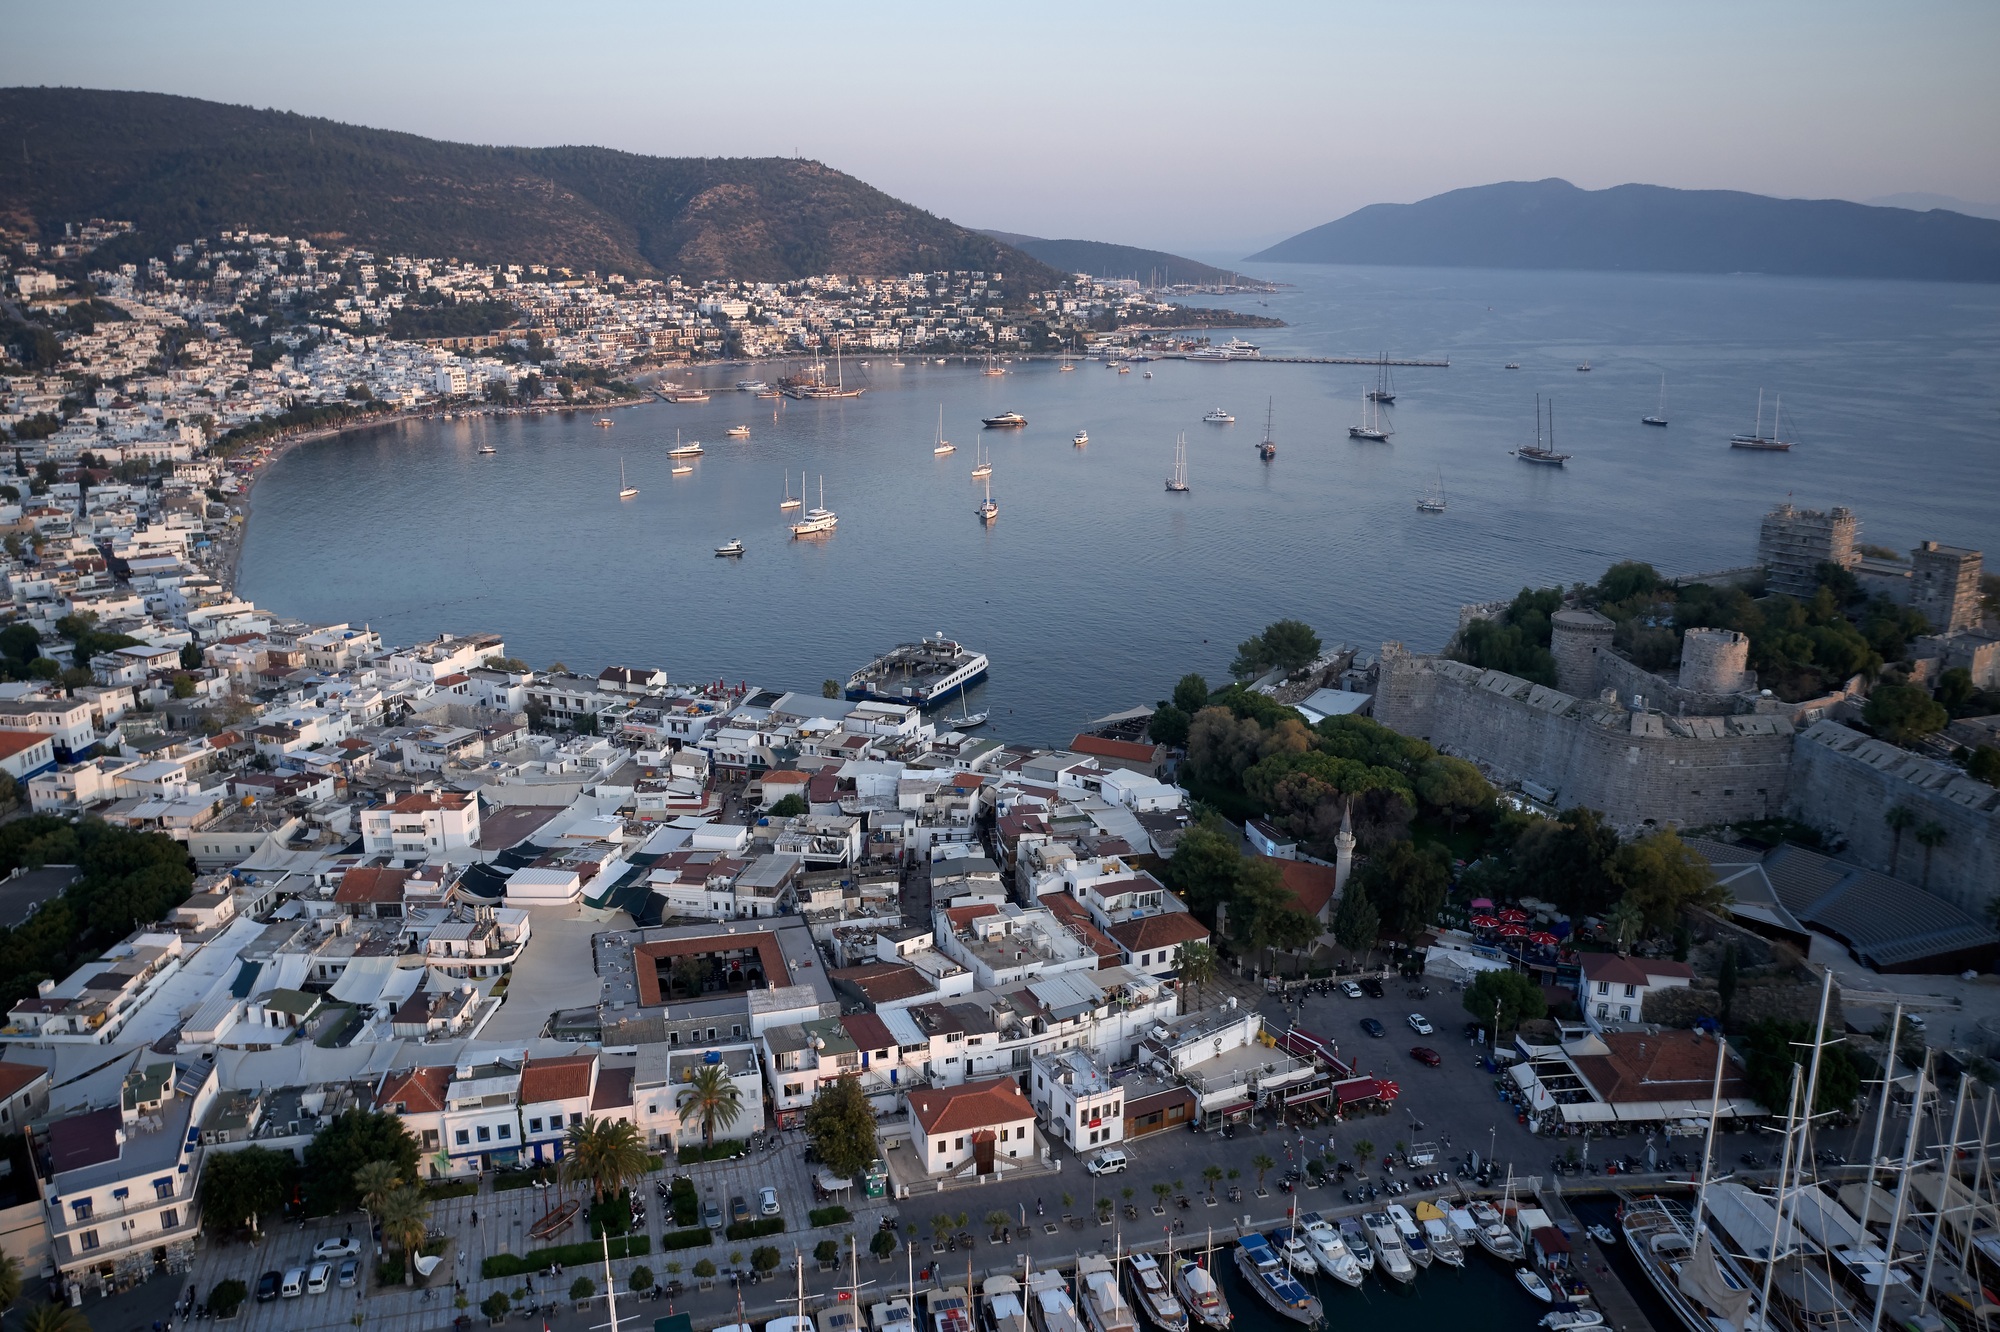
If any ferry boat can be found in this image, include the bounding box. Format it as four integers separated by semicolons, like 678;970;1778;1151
1620;1195;1765;1332
1026;1269;1086;1332
1172;1257;1232;1331
1349;387;1392;441
1362;1211;1417;1284
844;632;988;706
1337;1217;1376;1273
1232;1234;1322;1325
1467;1200;1524;1262
727;425;751;438
1513;396;1572;466
1416;1201;1464;1267
1123;1253;1186;1332
1076;1256;1137;1332
1201;407;1233;424
982;411;1027;429
1218;337;1261;358
1073;430;1089;446
790;476;837;538
715;539;744;557
1298;1212;1365;1288
1387;1203;1432;1267
736;380;768;392
980;1278;1027;1332
1729;389;1794;450
477;444;497;455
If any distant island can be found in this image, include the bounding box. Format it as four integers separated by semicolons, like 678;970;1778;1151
978;230;1271;289
1248;178;2000;283
0;87;1064;290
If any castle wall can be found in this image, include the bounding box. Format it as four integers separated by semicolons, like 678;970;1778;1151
1594;650;1751;720
1375;643;1793;830
1786;721;2000;914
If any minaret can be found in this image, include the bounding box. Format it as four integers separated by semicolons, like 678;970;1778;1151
1333;799;1356;902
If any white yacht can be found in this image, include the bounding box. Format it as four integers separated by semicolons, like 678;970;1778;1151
1073;430;1088;446
1362;1212;1417;1284
1201;407;1233;424
1417;1202;1464;1267
1387;1203;1433;1267
1270;1227;1319;1277
790;476;836;537
714;539;744;558
736;379;768;392
726;424;751;438
1299;1212;1366;1288
668;431;704;457
1337;1218;1374;1273
476;443;496;455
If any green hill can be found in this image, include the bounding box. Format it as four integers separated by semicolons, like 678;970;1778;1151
0;88;1063;290
1247;178;2000;282
979;230;1256;287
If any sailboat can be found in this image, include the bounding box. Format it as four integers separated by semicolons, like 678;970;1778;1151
1165;433;1190;492
1367;354;1396;403
933;406;955;456
970;440;992;480
1258;399;1276;459
1059;344;1076;372
780;470;803;510
1729;389;1794;450
1513;396;1572;465
950;678;987;730
769;1249;817;1332
976;474;998;524
1643;374;1669;427
1418;470;1447;512
1174;1230;1233;1331
982;353;1006;376
618;458;639;499
1349;386;1392;441
790;475;837;537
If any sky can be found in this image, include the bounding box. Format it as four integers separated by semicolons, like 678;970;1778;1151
5;0;1997;255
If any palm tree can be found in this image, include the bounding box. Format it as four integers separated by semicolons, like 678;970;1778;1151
1176;941;1217;1016
354;1159;403;1251
1915;822;1948;888
377;1184;431;1287
678;1064;745;1150
561;1115;650;1211
1251;1153;1276;1191
0;1252;21;1311
1885;804;1917;876
1202;1165;1223;1199
22;1305;86;1332
1606;900;1645;955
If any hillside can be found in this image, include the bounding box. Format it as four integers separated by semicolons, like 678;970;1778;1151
1247;178;2000;282
0;88;1063;289
979;230;1257;287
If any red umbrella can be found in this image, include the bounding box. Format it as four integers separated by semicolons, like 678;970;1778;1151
1498;923;1529;939
1528;931;1560;947
1498;908;1530;924
1470;915;1501;930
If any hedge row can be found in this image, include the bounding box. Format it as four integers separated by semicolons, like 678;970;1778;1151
659;1227;714;1251
808;1205;852;1227
725;1217;785;1242
677;1139;747;1164
480;1234;650;1279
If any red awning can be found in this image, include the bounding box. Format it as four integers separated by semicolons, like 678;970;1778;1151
1284;1088;1331;1106
1212;1101;1255;1118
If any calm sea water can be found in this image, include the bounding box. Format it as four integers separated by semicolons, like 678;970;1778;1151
237;264;2000;744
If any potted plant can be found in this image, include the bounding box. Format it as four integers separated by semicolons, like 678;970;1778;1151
693;1258;717;1290
570;1275;596;1310
481;1292;510;1326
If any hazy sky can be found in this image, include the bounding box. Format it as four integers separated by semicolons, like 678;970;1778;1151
6;0;1996;254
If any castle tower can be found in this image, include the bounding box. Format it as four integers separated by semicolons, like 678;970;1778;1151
1679;627;1755;695
1333;800;1355;901
1910;541;1983;634
1758;502;1859;598
1550;608;1615;698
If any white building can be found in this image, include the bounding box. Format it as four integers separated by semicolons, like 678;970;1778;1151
1030;1049;1125;1152
360;789;481;855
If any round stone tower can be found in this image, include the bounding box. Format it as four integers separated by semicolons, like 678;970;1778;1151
1549;608;1615;698
1679;626;1753;695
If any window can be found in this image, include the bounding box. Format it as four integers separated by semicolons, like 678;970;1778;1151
455;1129;470;1145
79;1230;99;1251
707;1028;717;1041
1597;981;1609;994
954;1137;965;1150
570;1112;584;1127
783;1083;804;1098
529;1117;543;1133
1620;1006;1632;1021
1140;953;1151;966
154;1178;175;1200
161;1208;179;1229
1623;984;1636;998
936;1139;947;1154
732;1025;743;1038
476;1125;491;1143
71;1200;92;1221
497;1124;511;1140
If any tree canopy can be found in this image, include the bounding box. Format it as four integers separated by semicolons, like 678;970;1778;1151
1354;840;1450;940
1738;1020;1861;1116
803;1075;878;1178
1231;620;1322;678
199;1145;298;1232
301;1110;420;1216
1464;968;1547;1035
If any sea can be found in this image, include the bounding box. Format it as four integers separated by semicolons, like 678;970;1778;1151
236;263;2000;744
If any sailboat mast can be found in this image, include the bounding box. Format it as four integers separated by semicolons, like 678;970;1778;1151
1870;1051;1933;1332
1690;1030;1729;1234
1917;1073;1972;1311
1755;1065;1802;1320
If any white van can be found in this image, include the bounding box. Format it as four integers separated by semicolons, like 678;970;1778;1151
280;1267;306;1299
1086;1147;1129;1176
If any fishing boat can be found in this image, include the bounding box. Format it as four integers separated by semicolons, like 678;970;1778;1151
1027;1269;1086;1332
780;470;803;510
1173;1253;1232;1331
668;431;704;458
715;539;744;557
1124;1253;1186;1332
727;424;751;438
1517;1269;1557;1302
1349;387;1392;441
1541;1305;1606;1331
1361;1211;1417;1284
618;458;639;499
1387;1204;1432;1267
1270;1226;1320;1277
982;411;1027;429
736;380;768;392
1468;1199;1525;1262
1201;407;1233;424
1337;1218;1375;1273
1368;354;1396;403
790;476;837;537
981;1277;1027;1332
1075;1255;1137;1332
933;407;955;455
1643;374;1669;427
1416;1201;1464;1267
1165;434;1189;493
476;443;496;455
1232;1234;1322;1326
1729;389;1794;450
1073;430;1089;446
976;475;997;524
1298;1213;1365;1289
1417;470;1447;512
1513;396;1573;465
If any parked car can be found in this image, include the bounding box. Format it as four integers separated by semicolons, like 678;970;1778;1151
1085;1148;1130;1176
703;1198;722;1229
1360;1018;1386;1038
730;1195;751;1223
313;1237;361;1260
758;1186;780;1217
281;1268;306;1299
1359;978;1385;999
1340;980;1363;999
256;1271;282;1303
1409;1046;1442;1067
1407;1014;1434;1036
306;1262;332;1296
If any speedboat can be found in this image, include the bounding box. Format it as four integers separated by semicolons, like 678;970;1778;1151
1123;1254;1186;1332
1517;1269;1556;1303
1233;1235;1322;1326
1171;1259;1231;1331
726;425;751;438
1585;1224;1617;1247
1270;1227;1319;1277
1201;408;1233;423
1337;1217;1375;1273
982;412;1027;429
714;539;744;558
1541;1305;1605;1330
1073;430;1088;446
1300;1213;1366;1288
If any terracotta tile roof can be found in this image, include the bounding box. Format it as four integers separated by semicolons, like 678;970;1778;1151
0;1060;48;1101
1579;954;1692;986
591;1065;635;1113
1105;912;1210;954
334;867;410;905
634;931;792;1006
1266;858;1338;918
1039;893;1124;966
520;1054;597;1105
434;673;469;688
0;731;51;760
841;1012;896;1053
1069;735;1163;764
944;903;999;928
1569;1030;1751;1105
379;1066;451;1115
386;790;472;813
908;1076;1035;1135
828;961;933;1004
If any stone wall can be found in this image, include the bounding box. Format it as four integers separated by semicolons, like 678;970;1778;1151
1375;643;1795;829
1786;720;2000;914
1594;650;1753;721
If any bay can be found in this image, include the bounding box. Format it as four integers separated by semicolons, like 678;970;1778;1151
237;263;2000;744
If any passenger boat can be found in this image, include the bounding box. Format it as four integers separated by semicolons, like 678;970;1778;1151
790;476;837;537
1123;1253;1186;1332
844;632;987;705
1172;1255;1232;1331
1026;1269;1086;1332
1232;1234;1322;1326
1201;407;1233;423
1362;1211;1417;1284
1387;1203;1432;1267
1298;1212;1365;1288
714;539;744;558
1417;1202;1464;1267
982;411;1027;429
1075;1255;1137;1332
1467;1200;1525;1261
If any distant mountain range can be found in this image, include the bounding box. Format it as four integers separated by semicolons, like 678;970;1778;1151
978;230;1253;286
0;88;1063;288
1248;178;2000;282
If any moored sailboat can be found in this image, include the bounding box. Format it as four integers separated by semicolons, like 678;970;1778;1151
1173;1231;1232;1331
1232;1234;1322;1325
1124;1252;1186;1332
